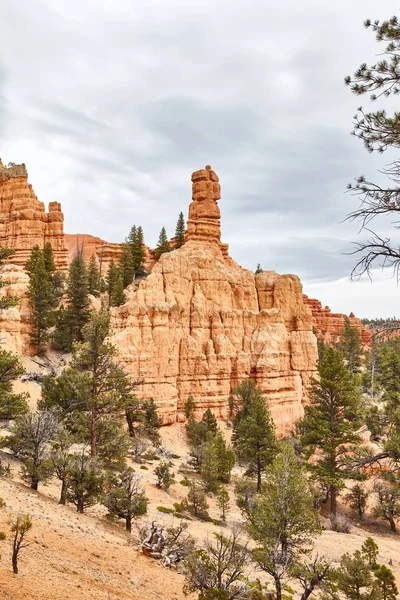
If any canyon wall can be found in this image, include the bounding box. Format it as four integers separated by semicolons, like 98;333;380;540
110;166;318;434
303;295;371;346
0;159;68;269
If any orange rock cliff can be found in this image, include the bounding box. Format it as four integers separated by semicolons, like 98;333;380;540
109;166;319;434
303;295;371;346
0;159;68;269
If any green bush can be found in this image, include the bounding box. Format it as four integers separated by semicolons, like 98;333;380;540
157;506;174;514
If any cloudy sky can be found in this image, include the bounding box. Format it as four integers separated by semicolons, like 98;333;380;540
0;0;398;317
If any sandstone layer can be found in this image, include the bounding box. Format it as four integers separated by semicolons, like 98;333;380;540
110;167;318;434
0;159;69;269
303;295;371;346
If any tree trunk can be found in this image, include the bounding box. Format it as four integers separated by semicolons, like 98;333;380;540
389;517;396;533
12;551;18;574
272;573;282;600
126;517;132;533
256;454;262;492
77;498;84;514
329;484;337;524
31;477;39;491
59;480;68;505
91;410;97;457
126;411;134;437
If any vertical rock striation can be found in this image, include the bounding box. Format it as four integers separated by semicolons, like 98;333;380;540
110;166;318;434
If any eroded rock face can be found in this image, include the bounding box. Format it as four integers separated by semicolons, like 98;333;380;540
0;264;31;354
110;166;318;434
303;295;371;346
0;159;68;269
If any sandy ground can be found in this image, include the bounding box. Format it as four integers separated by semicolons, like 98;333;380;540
1;368;400;598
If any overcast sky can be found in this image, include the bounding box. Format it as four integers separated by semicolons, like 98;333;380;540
0;0;398;317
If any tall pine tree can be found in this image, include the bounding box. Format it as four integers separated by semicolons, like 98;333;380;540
174;212;186;249
26;246;55;352
87;254;101;297
298;346;362;525
154;227;171;259
132;226;145;275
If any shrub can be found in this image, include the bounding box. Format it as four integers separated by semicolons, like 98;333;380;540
330;514;351;533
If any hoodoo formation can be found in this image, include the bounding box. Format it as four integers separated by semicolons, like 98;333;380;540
109;166;318;434
0;159;68;269
0;159;371;432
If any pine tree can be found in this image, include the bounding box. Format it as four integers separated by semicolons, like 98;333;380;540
374;564;398;600
0;247;18;309
154;461;174;490
338;317;362;372
184;395;195;419
10;514;32;575
298;346;363;524
51;427;74;505
66;451;104;513
345;484;368;521
373;475;400;532
361;537;379;568
336;551;374;600
104;467;148;531
183;479;209;519
216;486;230;521
245;443;321;600
43;242;56;276
132;225;145;275
59;252;90;347
126;225;137;246
7;409;58;490
42;311;133;467
142;399;162;445
344;16;400;278
106;259;118;303
154;227;171;259
119;244;134;288
201;409;218;436
26;246;54;351
174;212;186;248
87;254;101;297
233;381;277;491
110;270;125;307
201;432;235;492
0;349;28;419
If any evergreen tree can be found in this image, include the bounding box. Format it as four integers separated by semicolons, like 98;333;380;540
201;408;218;436
174;212;185;249
345;484;368;521
361;537;379;569
110;270;125;307
106;259;118;303
7;409;58;490
142;399;162;445
201;432;235;492
298;346;362;524
132;225;145;275
0;247;18;309
104;467;148;531
66;451;104;513
119;244;134;288
154;227;171;259
344;16;400;278
184;395;195;419
183;479;209;519
87;254;101;297
373;475;400;532
338;317;362;372
233;380;277;491
10;514;32;575
26;246;54;351
336;551;374;600
55;252;90;349
42;311;134;467
43;242;56;276
374;564;398;600
126;225;137;246
154;461;174;490
244;444;321;600
0;349;28;419
216;486;230;522
51;427;74;505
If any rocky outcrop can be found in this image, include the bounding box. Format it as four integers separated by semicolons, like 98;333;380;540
110;166;318;434
0;159;68;269
0;264;31;354
303;295;371;346
65;233;154;275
